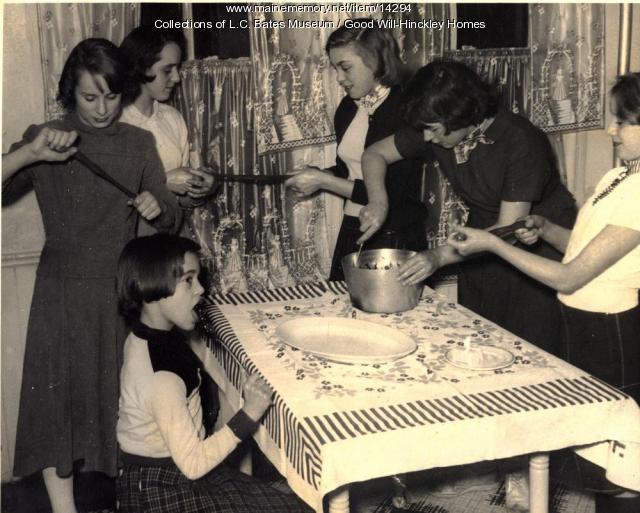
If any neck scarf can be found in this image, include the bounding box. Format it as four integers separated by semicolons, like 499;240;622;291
453;117;495;165
355;84;391;116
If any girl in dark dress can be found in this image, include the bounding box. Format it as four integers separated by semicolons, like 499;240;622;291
359;61;577;355
285;21;427;281
2;39;181;513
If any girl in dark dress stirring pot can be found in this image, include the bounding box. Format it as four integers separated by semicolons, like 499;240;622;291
359;61;577;355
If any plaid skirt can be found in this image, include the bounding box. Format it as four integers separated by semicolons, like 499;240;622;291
116;461;312;513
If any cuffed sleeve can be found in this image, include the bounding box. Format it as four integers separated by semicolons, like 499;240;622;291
227;409;260;440
350;178;369;204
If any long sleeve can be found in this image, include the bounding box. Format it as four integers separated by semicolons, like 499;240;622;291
2;124;41;200
139;133;182;233
179;115;190;168
148;371;255;480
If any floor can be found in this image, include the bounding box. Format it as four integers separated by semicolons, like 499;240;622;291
1;471;115;513
2;456;594;513
1;446;595;513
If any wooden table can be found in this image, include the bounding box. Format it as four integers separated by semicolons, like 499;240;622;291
198;281;640;513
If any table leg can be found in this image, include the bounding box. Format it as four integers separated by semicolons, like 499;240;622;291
327;486;349;513
529;452;549;513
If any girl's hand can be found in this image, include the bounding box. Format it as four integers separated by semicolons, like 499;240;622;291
186;168;216;199
447;225;499;255
397;250;440;286
241;373;273;422
515;215;547;245
166;168;197;195
28;127;78;162
357;200;389;245
130;191;162;220
284;167;326;197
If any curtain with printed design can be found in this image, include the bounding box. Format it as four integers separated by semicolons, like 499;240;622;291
174;58;328;294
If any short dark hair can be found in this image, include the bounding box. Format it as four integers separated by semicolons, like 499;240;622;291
120;26;186;103
326;20;404;87
117;234;201;320
57;38;127;112
611;72;640;125
401;60;500;133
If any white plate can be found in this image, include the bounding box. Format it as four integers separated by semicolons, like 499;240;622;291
275;317;417;364
445;346;515;371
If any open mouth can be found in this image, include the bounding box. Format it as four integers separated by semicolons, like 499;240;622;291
192;301;204;323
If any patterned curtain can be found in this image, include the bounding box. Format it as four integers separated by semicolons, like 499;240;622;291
529;3;606;133
36;3;140;120
250;10;349;155
385;3;451;72
173;58;329;294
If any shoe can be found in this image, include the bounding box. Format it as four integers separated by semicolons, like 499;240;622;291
505;471;529;512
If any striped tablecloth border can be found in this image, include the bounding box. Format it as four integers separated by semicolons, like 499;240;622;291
206;281;348;306
303;376;627;445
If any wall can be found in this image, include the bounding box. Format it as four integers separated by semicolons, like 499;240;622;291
1;3;45;481
562;4;640;204
2;3;45;250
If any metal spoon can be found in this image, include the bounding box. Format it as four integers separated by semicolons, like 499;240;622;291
355;243;364;267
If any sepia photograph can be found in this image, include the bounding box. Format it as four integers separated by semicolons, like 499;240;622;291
1;2;639;513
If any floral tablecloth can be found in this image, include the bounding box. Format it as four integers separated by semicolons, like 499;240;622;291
199;282;640;512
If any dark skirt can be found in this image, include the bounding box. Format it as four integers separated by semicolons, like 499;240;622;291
329;215;427;281
456;242;564;355
559;302;640;403
13;274;124;478
117;461;312;513
551;302;640;509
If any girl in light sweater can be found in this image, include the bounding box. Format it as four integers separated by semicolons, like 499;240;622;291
116;234;311;513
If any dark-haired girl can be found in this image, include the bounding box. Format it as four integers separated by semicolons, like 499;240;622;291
120;27;215;235
359;60;577;354
285;21;427;281
2;38;180;513
116;234;312;513
447;72;640;513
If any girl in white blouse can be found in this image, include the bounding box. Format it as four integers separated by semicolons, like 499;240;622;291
448;72;640;513
120;27;215;230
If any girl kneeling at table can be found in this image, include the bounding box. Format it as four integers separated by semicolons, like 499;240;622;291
116;234;312;513
448;72;640;513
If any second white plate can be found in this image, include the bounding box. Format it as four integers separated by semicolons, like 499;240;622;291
445;346;515;371
275;316;417;364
